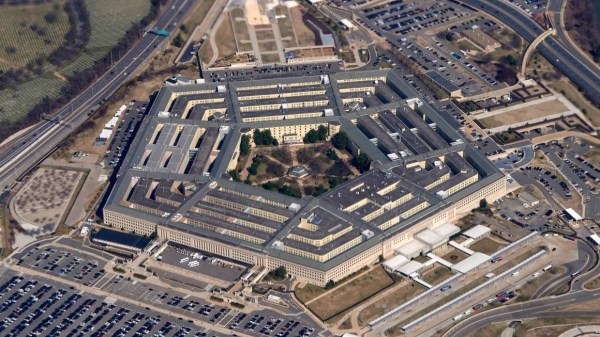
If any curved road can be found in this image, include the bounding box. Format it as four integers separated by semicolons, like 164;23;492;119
445;290;600;337
461;0;600;104
0;0;197;189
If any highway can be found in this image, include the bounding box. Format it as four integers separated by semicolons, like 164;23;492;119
0;0;197;190
444;289;600;337
461;0;600;104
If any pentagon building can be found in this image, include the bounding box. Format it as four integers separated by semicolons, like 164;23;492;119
103;69;506;286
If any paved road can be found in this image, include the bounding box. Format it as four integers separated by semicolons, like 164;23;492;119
0;0;197;190
445;290;600;337
462;0;600;104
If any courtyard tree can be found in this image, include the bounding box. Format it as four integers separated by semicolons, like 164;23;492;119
331;132;348;150
240;135;251;156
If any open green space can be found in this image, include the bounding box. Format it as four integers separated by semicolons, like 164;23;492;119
307;266;393;321
59;0;151;76
0;0;71;68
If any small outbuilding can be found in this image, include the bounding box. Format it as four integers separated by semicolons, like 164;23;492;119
288;165;309;178
519;192;539;207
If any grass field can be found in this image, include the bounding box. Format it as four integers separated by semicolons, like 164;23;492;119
60;0;151;76
441;249;469;264
357;282;426;327
478;99;571;129
295;283;327;304
215;14;237;57
258;41;279;52
261;53;281;63
255;30;275;41
469;237;507;255
307;266;393;321
0;77;64;123
230;7;250;43
550;79;600;127
289;8;316;47
0;0;70;68
275;6;297;49
420;265;454;286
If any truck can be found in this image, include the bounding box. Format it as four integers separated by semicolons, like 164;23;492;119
154;29;169;36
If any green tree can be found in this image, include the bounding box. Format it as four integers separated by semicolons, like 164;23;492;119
313;184;328;196
329;177;340;188
326;149;339;161
317;125;328;141
324;280;336;290
272;138;279;146
172;34;183;48
353;153;372;173
274;266;287;279
303;130;319;143
445;32;454;42
379;255;384;263
253;129;264;145
479;199;488;209
229;170;241;182
240;135;251;156
332;132;348;150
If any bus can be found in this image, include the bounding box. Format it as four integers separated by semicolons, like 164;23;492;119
542;265;552;272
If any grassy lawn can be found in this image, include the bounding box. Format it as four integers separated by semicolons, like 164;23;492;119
413;255;429;263
230;7;250;43
492;246;545;275
274;6;297;48
584;274;600;290
60;0;151;76
199;41;213;64
255;30;275;41
420;266;454;286
341;52;356;63
215;14;237;57
357;282;426;327
0;0;70;68
258;41;278;52
440;249;469;264
295;283;327;304
308;266;393;321
261;53;281;63
469;237;507;255
516;266;566;301
549;80;600;127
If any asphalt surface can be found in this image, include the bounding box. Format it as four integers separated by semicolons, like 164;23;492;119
461;0;600;103
0;0;197;191
445;289;600;337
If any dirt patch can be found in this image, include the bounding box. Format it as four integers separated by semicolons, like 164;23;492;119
469;237;507;255
515;317;600;336
478;99;571;129
289;8;316;47
357;281;426;327
307;266;393;321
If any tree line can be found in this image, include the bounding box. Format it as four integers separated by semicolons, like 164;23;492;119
0;0;169;143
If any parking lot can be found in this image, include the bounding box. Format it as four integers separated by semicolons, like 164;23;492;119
156;246;247;284
104;101;148;168
12;245;325;337
494;195;560;233
0;270;235;337
342;0;503;95
15;246;110;288
508;0;548;15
